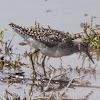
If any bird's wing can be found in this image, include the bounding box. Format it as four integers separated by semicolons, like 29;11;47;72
9;23;72;47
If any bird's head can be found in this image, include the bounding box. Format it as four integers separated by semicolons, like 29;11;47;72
73;38;94;63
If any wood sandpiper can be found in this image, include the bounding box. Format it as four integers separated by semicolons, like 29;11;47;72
9;22;94;63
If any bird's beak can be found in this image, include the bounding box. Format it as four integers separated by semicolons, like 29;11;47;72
86;51;94;64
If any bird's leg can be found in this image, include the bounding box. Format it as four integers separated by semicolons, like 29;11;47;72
28;52;36;78
41;55;46;76
31;49;40;65
28;49;40;78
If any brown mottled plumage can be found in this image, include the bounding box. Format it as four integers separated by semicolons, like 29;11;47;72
9;22;71;47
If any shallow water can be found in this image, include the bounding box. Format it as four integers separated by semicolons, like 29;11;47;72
0;0;100;99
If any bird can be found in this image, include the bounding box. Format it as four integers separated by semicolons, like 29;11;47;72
9;22;94;63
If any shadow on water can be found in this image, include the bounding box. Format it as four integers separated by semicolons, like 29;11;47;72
0;19;100;100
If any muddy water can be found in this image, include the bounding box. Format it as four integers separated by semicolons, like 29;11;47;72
0;0;100;99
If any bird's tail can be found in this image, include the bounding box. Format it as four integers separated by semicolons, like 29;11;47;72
9;23;30;42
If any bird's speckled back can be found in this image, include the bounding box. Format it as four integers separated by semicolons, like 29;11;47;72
9;23;72;47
